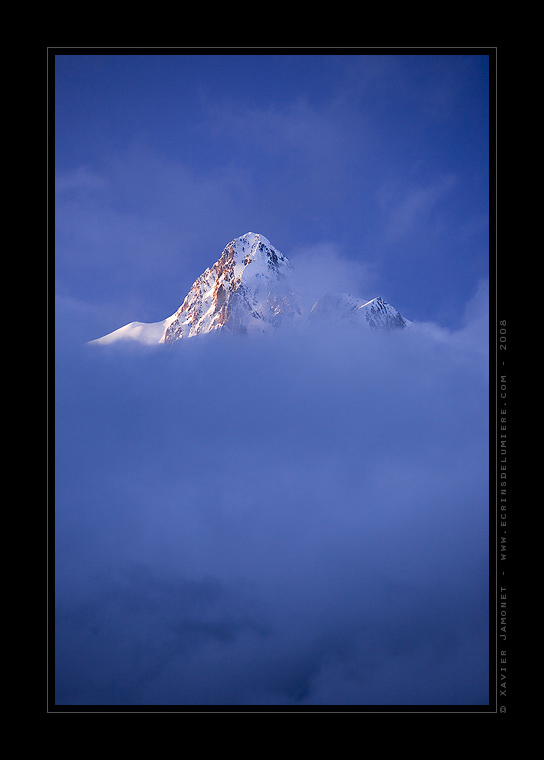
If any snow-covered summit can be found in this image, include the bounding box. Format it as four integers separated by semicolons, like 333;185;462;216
162;233;300;342
309;292;408;330
90;233;409;345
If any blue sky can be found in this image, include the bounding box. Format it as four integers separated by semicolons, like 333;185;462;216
54;52;491;709
55;53;489;342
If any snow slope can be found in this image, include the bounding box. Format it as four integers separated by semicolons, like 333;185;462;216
88;320;170;346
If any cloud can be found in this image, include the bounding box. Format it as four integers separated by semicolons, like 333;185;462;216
378;174;458;244
208;97;348;160
55;145;261;329
55;166;109;193
412;278;489;362
288;241;376;309
456;278;489;352
55;297;489;708
203;95;373;227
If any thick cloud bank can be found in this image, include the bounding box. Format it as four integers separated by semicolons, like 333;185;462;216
55;297;489;706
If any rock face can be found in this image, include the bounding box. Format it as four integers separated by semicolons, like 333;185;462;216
90;232;409;346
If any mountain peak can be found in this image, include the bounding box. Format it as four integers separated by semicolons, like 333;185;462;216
162;233;297;342
90;234;409;345
239;231;270;245
309;292;407;331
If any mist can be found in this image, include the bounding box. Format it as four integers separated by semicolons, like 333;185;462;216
54;281;489;707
